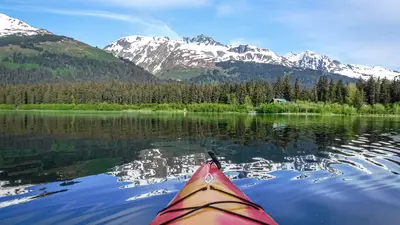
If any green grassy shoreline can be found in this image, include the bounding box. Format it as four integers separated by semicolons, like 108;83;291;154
1;102;399;116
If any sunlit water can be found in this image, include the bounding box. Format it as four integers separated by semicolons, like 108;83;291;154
0;112;399;225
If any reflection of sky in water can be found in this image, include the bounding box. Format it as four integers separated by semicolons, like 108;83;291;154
0;114;400;225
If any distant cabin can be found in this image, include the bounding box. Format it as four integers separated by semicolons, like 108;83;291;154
271;98;287;103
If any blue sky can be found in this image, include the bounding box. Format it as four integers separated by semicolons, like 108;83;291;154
1;0;399;69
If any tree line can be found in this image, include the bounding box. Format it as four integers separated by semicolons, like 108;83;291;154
0;34;66;50
0;75;399;107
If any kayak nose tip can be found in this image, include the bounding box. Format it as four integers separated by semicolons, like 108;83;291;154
207;150;221;169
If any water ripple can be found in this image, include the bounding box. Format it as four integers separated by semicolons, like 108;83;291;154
103;131;400;202
1;114;400;225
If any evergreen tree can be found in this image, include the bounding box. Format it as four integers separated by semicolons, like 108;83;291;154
227;93;237;105
391;78;400;103
356;77;365;91
274;77;284;98
336;80;346;104
283;75;291;101
244;95;253;106
353;89;365;109
316;76;329;102
294;78;300;102
300;88;312;101
346;83;358;105
380;78;391;104
328;79;336;102
375;78;381;105
365;76;376;104
252;83;265;105
237;83;247;104
264;82;273;103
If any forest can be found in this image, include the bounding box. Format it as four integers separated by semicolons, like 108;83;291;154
1;75;399;115
0;52;157;83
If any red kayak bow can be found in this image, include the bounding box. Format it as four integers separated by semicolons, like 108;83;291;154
150;152;278;225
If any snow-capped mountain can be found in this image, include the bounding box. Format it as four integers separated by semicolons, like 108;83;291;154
105;35;400;80
0;13;50;37
285;51;341;71
285;51;400;80
1;11;396;81
108;148;334;189
104;34;291;74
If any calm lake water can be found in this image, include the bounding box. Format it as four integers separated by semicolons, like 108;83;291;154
0;111;399;225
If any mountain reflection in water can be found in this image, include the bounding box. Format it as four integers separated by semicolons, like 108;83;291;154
109;149;335;186
0;112;399;225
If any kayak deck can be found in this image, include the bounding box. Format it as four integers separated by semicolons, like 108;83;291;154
150;160;278;225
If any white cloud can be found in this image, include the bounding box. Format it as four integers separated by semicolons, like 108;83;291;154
40;9;135;22
272;0;400;69
45;8;180;39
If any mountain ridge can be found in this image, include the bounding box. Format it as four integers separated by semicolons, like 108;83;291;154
1;12;397;85
105;34;400;80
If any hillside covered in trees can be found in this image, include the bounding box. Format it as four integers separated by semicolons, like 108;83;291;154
0;34;157;84
189;61;358;87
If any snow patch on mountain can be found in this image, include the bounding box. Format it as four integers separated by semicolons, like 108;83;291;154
285;50;340;71
1;12;397;80
105;34;291;74
0;13;50;37
105;34;400;80
284;51;400;80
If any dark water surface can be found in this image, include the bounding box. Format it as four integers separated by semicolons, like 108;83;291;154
0;112;399;225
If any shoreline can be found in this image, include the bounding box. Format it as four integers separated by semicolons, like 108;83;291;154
0;103;399;117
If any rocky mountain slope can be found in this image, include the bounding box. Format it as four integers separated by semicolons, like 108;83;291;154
285;51;400;80
105;34;400;80
0;13;157;84
104;34;291;75
0;13;50;37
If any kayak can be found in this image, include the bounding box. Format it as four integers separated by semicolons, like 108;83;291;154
150;152;278;225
